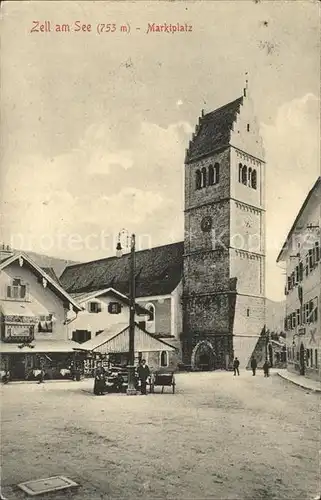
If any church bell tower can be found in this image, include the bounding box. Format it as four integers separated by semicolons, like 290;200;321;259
182;82;266;370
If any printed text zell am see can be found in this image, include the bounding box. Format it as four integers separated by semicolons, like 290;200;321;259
30;21;194;35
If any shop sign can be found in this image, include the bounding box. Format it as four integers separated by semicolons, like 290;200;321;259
5;324;32;337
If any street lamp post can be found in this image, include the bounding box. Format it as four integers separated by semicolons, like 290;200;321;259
116;230;137;395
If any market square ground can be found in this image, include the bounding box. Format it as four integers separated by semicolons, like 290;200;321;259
1;371;319;500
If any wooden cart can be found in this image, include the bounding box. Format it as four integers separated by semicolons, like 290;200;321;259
149;372;176;394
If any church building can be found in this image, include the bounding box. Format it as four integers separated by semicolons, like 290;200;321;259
60;83;266;371
182;83;266;370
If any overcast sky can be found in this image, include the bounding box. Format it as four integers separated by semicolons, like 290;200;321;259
1;0;320;301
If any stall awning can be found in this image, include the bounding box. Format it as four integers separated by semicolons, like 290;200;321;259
0;340;81;354
75;322;176;355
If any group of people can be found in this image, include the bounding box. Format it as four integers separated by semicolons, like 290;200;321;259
93;359;151;396
233;357;270;377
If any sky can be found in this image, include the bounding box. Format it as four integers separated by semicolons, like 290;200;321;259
1;0;320;301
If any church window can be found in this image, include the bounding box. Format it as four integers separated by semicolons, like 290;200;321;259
248;167;252;187
214;163;220;184
251;169;257;189
241;165;247;185
201;167;207;188
146;303;156;334
195;170;201;190
246;308;250;317
160;351;169;367
208;165;214;186
247;123;250;132
238;163;243;183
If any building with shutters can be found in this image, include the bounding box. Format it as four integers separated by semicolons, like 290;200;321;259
0;246;83;380
277;177;321;382
60;242;183;370
69;288;152;344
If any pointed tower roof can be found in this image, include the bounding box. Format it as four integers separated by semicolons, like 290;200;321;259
185;96;244;163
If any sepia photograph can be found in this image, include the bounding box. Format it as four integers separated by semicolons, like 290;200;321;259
0;1;320;499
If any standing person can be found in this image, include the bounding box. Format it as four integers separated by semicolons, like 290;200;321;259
233;357;240;376
137;359;150;395
38;367;45;384
93;362;106;395
250;357;257;376
38;360;45;384
263;359;270;377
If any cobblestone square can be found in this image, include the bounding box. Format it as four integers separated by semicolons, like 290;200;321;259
1;371;319;499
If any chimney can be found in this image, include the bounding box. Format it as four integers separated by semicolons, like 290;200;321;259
0;243;14;261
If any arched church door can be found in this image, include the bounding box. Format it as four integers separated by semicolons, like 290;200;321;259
191;341;216;371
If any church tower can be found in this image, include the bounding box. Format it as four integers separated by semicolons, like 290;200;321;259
182;83;266;370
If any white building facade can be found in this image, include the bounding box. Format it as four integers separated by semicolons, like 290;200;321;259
277;177;321;382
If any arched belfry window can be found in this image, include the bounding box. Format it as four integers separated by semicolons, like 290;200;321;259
248;167;252;187
238;163;243;183
208;165;214;186
251;169;257;189
195;170;201;190
201;167;207;188
241;165;248;185
214;163;220;184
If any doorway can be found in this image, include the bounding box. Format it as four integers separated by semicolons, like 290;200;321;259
299;343;305;376
9;355;26;380
192;341;216;371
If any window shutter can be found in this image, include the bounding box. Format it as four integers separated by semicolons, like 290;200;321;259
315;242;320;262
287;276;292;290
309;249;313;270
7;286;11;298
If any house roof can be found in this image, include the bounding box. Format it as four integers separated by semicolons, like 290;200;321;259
0;252;82;312
74;322;176;354
186;97;244;163
60;241;184;297
70;287;150;316
41;267;62;285
277;177;321;262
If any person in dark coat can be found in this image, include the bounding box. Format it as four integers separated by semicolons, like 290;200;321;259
233;357;240;376
38;366;45;384
250;357;257;376
263;360;270;377
93;362;106;395
137;359;150;395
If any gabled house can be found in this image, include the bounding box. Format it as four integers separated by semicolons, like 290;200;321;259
277;177;321;382
60;241;184;341
0;246;83;380
69;287;152;343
